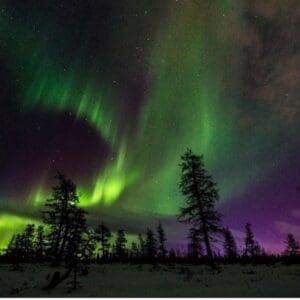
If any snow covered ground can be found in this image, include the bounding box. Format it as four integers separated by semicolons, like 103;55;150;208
0;263;299;297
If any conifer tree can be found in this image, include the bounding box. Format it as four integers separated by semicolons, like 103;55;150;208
157;222;167;260
130;242;139;259
35;225;46;261
178;149;222;264
65;205;88;288
6;224;36;261
138;233;145;259
223;227;238;260
95;222;111;260
66;206;88;262
6;234;17;261
115;229;127;260
14;234;23;258
284;233;299;257
243;223;261;258
145;228;157;260
111;244;117;258
187;227;202;260
22;224;35;261
43;173;80;264
80;228;97;263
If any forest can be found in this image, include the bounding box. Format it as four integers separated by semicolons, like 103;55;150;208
0;149;299;295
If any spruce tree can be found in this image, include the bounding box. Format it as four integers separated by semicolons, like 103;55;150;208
130;242;139;259
22;224;35;261
14;234;23;259
95;222;111;260
157;222;167;260
187;227;202;260
35;225;46;261
243;223;261;258
178;149;222;264
284;233;299;257
145;228;157;260
115;229;127;260
6;234;17;262
223;227;237;260
65;205;88;288
43;173;80;264
80;228;97;263
138;233;145;259
6;225;36;262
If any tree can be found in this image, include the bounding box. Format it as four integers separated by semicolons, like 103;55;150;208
157;222;167;260
80;228;97;263
95;222;111;260
22;224;35;260
14;234;24;260
284;233;299;257
64;206;88;289
138;233;145;259
187;227;202;260
65;206;88;263
223;227;237;260
6;224;36;262
43;173;80;264
145;228;157;260
35;225;46;261
177;149;222;264
6;234;18;262
115;229;127;260
243;223;261;258
130;242;139;259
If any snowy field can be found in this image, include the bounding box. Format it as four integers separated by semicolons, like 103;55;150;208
0;263;299;297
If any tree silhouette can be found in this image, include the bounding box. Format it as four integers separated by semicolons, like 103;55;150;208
6;224;36;262
187;227;202;260
223;227;237;260
6;234;18;263
138;233;145;259
130;242;139;259
80;228;97;263
95;222;111;260
157;222;167;260
145;228;157;261
66;206;88;261
65;205;88;289
115;229;127;260
22;224;35;260
177;149;222;264
284;233;299;257
43;173;80;265
243;223;261;258
35;225;46;261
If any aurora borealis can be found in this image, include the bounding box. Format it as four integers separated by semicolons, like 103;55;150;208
0;0;299;252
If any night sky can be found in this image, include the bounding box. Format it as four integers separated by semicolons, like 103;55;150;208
0;0;300;253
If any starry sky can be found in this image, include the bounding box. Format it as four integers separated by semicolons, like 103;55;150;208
0;0;300;253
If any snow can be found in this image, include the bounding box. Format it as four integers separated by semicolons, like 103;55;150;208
0;263;299;297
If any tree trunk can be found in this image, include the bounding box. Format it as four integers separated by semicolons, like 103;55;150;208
202;221;213;264
190;157;214;266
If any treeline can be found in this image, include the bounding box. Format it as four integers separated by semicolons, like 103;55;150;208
1;150;300;268
4;219;299;266
3;174;169;266
4;219;169;264
178;149;300;265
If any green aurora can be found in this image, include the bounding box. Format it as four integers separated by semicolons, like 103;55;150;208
0;0;298;250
